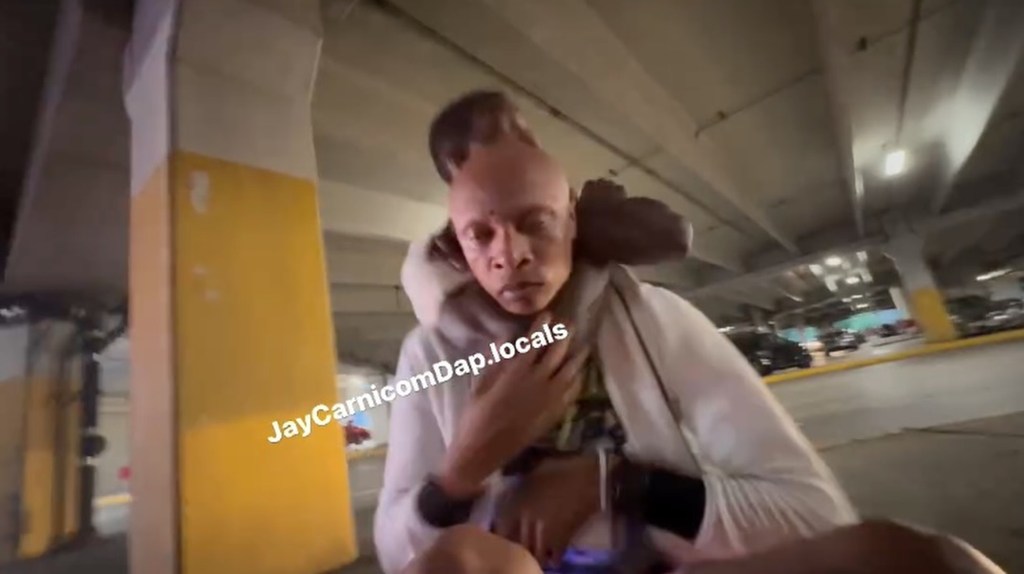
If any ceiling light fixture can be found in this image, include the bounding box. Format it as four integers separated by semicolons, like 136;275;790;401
976;268;1010;282
846;276;861;285
884;149;907;177
825;256;842;267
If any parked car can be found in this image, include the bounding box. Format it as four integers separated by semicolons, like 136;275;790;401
970;299;1024;336
877;323;899;338
820;330;863;355
344;421;371;446
949;296;1024;337
727;330;813;376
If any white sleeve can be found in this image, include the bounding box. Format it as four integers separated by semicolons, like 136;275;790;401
641;285;859;557
372;331;496;574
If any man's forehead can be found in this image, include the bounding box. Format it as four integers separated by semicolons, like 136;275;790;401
447;139;570;212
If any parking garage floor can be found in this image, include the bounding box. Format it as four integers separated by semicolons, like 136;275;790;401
9;339;1024;574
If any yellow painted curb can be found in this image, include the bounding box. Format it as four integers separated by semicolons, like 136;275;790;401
94;493;132;508
764;328;1024;385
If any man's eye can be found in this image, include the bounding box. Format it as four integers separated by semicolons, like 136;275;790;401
465;228;492;245
521;215;554;234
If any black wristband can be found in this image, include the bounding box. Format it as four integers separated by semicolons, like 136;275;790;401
612;458;706;540
611;457;650;519
416;476;479;528
644;467;706;540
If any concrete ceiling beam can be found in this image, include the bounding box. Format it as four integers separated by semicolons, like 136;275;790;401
312;53;747;271
387;0;798;254
330;284;413;314
721;285;777;311
930;1;1024;213
937;219;993;267
5;2;129;294
319;178;448;243
811;0;865;237
683;186;1024;299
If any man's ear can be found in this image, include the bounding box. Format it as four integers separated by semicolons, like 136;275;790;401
429;220;469;272
567;187;579;243
444;158;461;182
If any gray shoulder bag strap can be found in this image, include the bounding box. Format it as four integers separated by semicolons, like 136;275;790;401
607;279;706;574
610;282;684;424
609;279;705;473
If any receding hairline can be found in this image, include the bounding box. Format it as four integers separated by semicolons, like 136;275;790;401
446;139;572;225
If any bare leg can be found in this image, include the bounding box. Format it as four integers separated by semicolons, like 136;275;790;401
688;520;1005;574
401;524;543;574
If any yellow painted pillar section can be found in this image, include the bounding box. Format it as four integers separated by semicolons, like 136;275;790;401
885;232;958;344
131;152;358;574
128;2;357;570
16;325;82;559
175;152;356;572
907;288;958;343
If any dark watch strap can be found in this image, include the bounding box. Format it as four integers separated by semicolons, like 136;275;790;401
416;476;479;528
611;457;707;540
611;457;650;518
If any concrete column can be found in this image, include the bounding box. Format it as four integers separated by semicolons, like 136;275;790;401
889;286;909;317
749;306;767;329
884;234;957;342
987;275;1024;301
125;2;356;573
1;0;127;564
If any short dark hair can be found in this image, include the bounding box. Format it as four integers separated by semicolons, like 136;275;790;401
428;90;537;183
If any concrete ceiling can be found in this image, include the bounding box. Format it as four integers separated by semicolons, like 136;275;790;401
315;0;1024;370
0;2;59;271
2;0;1024;374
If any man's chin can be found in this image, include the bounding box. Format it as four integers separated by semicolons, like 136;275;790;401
497;293;553;316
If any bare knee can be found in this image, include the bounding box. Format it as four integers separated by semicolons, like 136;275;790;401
403;525;541;574
843;520;1003;573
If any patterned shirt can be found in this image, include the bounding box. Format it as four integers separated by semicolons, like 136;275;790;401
502;354;627;473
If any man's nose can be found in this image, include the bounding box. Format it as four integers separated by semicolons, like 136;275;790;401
491;228;532;270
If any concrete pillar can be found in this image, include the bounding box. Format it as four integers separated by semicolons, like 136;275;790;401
1;0;127;564
124;1;356;573
884;234;957;342
889;286;909;317
987;275;1024;301
749;306;767;329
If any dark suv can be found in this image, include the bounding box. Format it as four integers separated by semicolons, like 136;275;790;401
819;329;864;355
727;331;813;376
949;296;1024;337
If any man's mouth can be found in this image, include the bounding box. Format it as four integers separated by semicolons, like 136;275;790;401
500;281;545;299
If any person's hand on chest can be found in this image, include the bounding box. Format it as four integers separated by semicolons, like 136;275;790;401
494;453;605;569
435;311;591;500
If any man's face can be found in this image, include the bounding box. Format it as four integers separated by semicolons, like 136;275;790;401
448;140;575;316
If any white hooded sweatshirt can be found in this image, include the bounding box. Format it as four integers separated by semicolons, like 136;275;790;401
373;238;858;574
